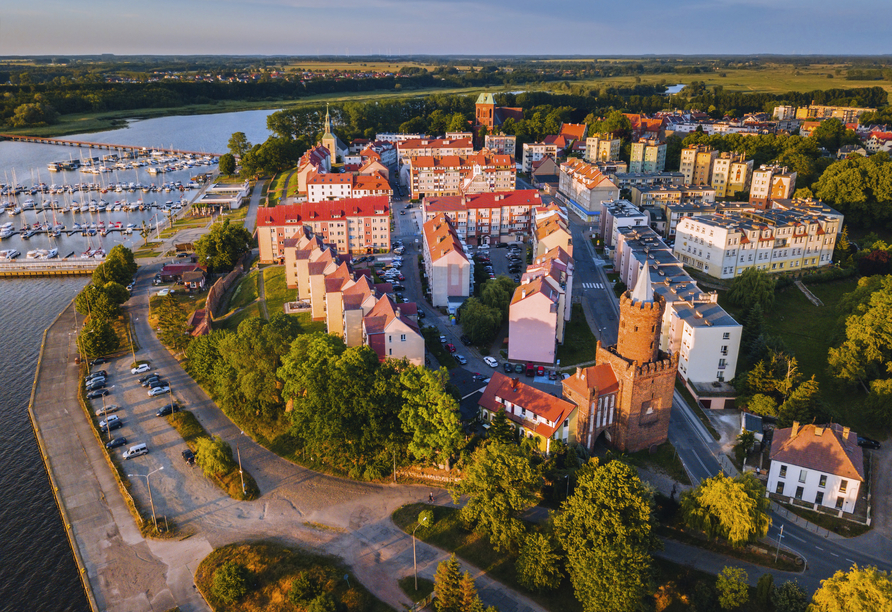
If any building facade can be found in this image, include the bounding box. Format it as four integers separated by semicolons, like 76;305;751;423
422;214;472;307
409;154;515;198
421;190;539;245
585;134;621;163
629;138;667;173
557;158;620;222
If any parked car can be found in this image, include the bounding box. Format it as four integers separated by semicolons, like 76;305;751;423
525;363;535;377
105;437;128;449
417;310;426;319
439;335;447;343
537;365;545;376
445;343;456;353
123;443;148;459
85;376;107;387
141;376;163;387
182;449;196;466
148;385;171;397
548;370;558;380
99;415;120;429
454;354;468;365
87;389;110;399
156;403;180;417
858;436;881;450
85;371;107;381
514;363;524;374
503;362;513;373
89;357;108;366
100;419;122;432
483;356;498;368
94;404;120;416
460;335;472;346
139;373;158;384
86;380;107;391
131;363;151;374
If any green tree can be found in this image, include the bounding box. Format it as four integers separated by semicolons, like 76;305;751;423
771;580;808;612
186;331;226;384
75;284;119;321
400;367;464;463
810;565;892;612
727;268;775;312
102;281;130;307
716;566;748;610
195;435;236;477
680;472;770;547
516;532;562;593
195;218;253;273
480;276;517;318
554;459;659;612
587;110;633;140
306;594;337;612
218;153;236;176
460;298;502;345
78;318;120;359
453;442;540;552
747;394;778;417
756;573;774;608
156;293;192;352
447;112;468;133
227;131;252;158
735;431;755;465
458;572;486;612
9;102;59;126
488;410;516;444
212;561;249;604
434;555;463;612
777;376;822;427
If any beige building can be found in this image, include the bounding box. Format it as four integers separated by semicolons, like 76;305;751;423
422;190;540;246
396;137;474;164
750;165;797;206
307;172;393;203
584;134;621;163
629;138;667;173
363;296;424;366
484;133;517;157
422;214;472;307
255;196;391;262
532;205;573;258
710;152;753;199
673;208;840;279
557;158;620;222
409;154;515;199
680;144;719;185
794;104;875;124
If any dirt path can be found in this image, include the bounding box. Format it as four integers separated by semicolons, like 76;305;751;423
256;265;269;319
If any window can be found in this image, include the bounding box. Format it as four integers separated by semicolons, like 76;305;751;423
795;486;804;500
819;475;827;488
839;479;848;494
779;465;787;478
400;334;406;342
835;497;844;509
798;469;807;483
815;491;824;505
775;482;785;495
723;332;730;340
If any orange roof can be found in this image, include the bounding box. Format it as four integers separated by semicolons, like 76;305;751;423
562;364;618;399
771;423;864;482
308;173;352;185
560;158;617;190
559;123;587;141
510;277;560;306
256;196;390;228
423;214;468;263
424;190;541;213
398;138;474;151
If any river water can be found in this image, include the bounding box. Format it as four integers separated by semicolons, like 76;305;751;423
0;109;275;611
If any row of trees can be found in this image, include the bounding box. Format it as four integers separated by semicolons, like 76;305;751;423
458;276;517;346
74;245;138;358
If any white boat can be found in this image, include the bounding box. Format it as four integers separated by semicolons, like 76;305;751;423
48;248;59;259
27;249;48;259
1;249;21;260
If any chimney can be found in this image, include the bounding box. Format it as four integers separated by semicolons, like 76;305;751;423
521;289;526;299
814;426;824;436
791;421;800;438
576;366;584;380
843;426;850;440
512;378;519;391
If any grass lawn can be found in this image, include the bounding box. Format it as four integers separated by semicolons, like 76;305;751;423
218;302;263;331
226;270;260;312
619;442;692;486
263;266;292;316
195;541;393;612
556;303;598;366
292;311;327;334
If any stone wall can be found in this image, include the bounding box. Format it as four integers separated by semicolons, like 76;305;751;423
206;252;252;322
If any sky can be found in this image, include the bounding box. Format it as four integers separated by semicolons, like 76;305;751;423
1;0;891;56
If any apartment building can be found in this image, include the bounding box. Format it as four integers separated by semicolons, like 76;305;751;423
508;276;564;364
422;190;540;245
794;104;876;124
307;172;393;203
422;214;472;307
613;226;742;392
629;138;667;173
750;165;797;206
484;133;517;156
376;132;426;144
295;145;332;195
612;172;684;189
409;154;515;198
584;133;621;163
680;145;719;185
672;208;840;280
255;196;391;262
598;199;648;248
520;141;557;173
711;152;753;199
363;296;425;366
630;184;717;209
397;137;474;164
532;206;573;257
557;158;620;222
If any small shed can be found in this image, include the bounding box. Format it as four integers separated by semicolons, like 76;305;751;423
741;412;764;444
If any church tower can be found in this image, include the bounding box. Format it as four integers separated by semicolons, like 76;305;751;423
595;270;678;453
321;103;338;162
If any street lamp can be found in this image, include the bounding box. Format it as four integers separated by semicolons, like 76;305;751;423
413;512;432;591
128;466;164;530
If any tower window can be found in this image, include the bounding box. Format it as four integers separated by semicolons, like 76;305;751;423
634;326;639;332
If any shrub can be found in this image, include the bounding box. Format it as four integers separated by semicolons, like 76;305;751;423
212;561;249;603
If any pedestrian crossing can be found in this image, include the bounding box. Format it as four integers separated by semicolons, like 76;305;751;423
582;282;605;290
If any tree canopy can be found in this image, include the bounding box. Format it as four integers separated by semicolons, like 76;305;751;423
680;472;770;547
810;565;892;612
727;267;776;312
194;219;253;273
554;459;659;612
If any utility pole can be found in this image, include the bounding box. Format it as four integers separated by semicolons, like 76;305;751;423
775;524;784;563
237;443;246;496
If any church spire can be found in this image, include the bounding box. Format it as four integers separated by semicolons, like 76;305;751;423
324;103;332;136
630;266;654;303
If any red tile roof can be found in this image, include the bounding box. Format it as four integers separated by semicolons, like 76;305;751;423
256;196;390;228
562;364;618;398
770;423;864;482
479;372;576;438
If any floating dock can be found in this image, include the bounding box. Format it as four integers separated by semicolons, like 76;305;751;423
0;260;100;277
0;133;223;158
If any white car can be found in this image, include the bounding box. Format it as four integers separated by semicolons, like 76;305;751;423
483;356;499;368
131;363;151;374
148;385;170;397
94;404;120;416
454;354;468;365
99;415;120;428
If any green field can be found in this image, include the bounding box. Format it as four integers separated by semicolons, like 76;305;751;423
262;265;292;316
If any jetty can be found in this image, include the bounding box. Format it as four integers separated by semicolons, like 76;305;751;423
0;259;100;277
0;134;223;158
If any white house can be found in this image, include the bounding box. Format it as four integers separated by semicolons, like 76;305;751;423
768;422;865;515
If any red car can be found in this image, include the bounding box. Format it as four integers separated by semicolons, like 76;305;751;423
537;365;545;376
446;343;456;353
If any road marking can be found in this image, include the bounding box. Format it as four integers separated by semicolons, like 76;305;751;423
582;282;604;289
815;546;823;551
846;558;856;564
786;533;806;543
830;552;839;557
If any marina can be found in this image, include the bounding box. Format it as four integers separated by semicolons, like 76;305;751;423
0;133;224;159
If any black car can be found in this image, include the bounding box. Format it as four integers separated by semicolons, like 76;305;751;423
138;373;158;384
87;389;110;399
86;370;107;381
858;436;881;450
89;357;108;366
514;363;524;374
417;310;426;319
503;362;513;373
392;284;405;291
100;419;122;432
156;403;180;417
141;376;163;387
105;437;128;449
86;380;107;391
460;336;472;346
495;243;507;249
182;449;196;466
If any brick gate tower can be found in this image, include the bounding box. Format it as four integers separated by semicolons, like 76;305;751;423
595;270;678;452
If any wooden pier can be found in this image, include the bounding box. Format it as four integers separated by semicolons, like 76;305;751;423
0;259;100;277
0;134;223;158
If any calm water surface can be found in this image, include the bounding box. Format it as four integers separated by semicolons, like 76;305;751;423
0;108;275;611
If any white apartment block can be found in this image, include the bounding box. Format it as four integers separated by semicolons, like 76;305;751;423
557;158;619;222
673;209;840;280
750;165;796;205
522;142;559;173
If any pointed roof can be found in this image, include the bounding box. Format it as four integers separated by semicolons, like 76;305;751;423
631;267;654;303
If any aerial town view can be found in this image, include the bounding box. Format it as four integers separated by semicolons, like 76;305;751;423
2;5;892;612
